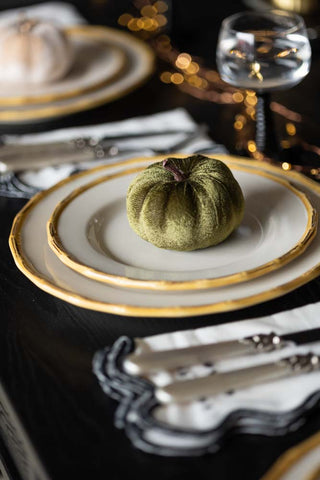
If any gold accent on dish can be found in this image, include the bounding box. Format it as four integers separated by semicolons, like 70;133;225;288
0;38;127;106
306;465;320;480
0;25;155;122
8;154;320;317
261;431;320;480
47;162;317;291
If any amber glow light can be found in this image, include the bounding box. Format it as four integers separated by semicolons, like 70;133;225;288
141;5;157;16
154;1;168;12
281;140;291;148
117;0;320;177
234;120;243;130
175;53;192;69
245;95;257;106
185;62;200;74
155;14;167;26
171;73;184;84
282;162;292;171
160;71;172;83
232;92;244;103
248;140;257;153
286;122;296;136
118;13;133;26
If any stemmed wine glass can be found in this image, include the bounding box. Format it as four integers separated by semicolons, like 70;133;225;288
216;10;311;160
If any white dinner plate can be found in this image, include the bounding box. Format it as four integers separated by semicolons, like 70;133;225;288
47;162;316;290
0;25;154;123
9;155;320;317
0;31;126;106
261;431;320;480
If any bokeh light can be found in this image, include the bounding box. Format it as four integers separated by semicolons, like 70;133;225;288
117;0;320;177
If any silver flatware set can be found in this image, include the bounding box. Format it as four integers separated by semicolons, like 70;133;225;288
123;327;320;404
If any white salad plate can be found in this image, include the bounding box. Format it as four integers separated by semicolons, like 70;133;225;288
9;155;320;318
47;161;316;290
0;31;126;106
0;25;154;123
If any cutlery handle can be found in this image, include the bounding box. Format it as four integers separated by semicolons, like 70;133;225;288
155;353;320;404
0;147;96;173
0;138;108;173
123;332;286;375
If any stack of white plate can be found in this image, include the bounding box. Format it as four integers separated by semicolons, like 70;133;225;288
9;154;320;318
0;25;154;124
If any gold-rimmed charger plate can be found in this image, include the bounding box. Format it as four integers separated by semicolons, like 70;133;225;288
46;162;316;291
8;155;320;317
0;29;127;106
261;431;320;480
0;25;154;123
8;155;320;318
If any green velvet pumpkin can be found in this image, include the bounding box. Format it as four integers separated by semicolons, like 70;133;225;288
126;155;245;251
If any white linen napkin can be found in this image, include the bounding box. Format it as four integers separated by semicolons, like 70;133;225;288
93;301;320;456
0;108;227;198
142;301;320;426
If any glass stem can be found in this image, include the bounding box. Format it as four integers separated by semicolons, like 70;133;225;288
255;93;280;159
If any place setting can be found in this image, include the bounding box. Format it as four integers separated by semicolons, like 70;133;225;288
8;149;320;317
3;1;320;478
0;3;154;123
93;300;320;456
9;139;320;456
7;7;320;317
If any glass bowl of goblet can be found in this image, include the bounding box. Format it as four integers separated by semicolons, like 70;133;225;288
216;9;311;159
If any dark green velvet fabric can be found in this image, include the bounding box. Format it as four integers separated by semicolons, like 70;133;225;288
126;155;245;251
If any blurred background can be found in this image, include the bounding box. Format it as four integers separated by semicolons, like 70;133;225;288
1;0;320;171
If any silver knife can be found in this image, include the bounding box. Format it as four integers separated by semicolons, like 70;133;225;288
155;352;320;404
0;138;116;173
123;327;320;376
0;127;207;173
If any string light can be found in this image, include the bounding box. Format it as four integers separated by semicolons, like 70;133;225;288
140;5;157;16
247;140;257;153
160;71;172;83
282;162;292;171
117;0;320;178
232;92;244;103
234;120;244;130
171;72;184;84
175;53;192;69
118;13;133;26
252;151;264;160
286;122;296;136
281;140;291;148
154;1;168;13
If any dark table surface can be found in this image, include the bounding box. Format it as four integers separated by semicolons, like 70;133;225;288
1;1;320;479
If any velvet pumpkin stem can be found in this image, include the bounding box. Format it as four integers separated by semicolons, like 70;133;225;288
163;159;187;182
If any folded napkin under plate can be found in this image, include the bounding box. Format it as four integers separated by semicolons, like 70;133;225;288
93;301;320;457
0;108;226;198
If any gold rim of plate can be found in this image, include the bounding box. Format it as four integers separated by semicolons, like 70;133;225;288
46;162;317;291
0;32;127;106
0;25;155;122
261;431;320;480
8;155;320;317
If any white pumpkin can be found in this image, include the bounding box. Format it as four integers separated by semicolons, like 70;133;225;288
0;18;74;84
